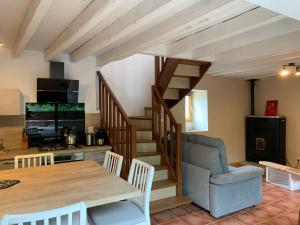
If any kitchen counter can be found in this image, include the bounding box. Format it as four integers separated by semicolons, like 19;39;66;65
0;145;112;161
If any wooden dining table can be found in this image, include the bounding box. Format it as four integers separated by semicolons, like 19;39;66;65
0;160;140;218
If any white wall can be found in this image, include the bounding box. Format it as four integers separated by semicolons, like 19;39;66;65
255;76;300;166
100;54;154;116
0;48;98;113
172;75;249;163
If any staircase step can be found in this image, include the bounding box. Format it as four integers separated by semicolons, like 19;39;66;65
174;64;199;77
136;130;152;140
168;77;190;89
137;152;161;166
136;141;156;152
150;196;192;214
144;107;152;117
165;99;179;108
151;179;177;201
130;116;152;130
164;88;179;100
153;165;168;182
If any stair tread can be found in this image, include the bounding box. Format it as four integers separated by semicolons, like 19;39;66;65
136;151;160;157
152;179;176;190
150;196;192;214
154;165;167;171
130;116;152;120
144;107;152;109
136;128;152;131
173;74;198;78
137;139;156;143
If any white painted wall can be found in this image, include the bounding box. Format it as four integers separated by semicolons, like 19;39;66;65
255;76;300;167
0;48;98;113
172;75;249;163
100;54;155;116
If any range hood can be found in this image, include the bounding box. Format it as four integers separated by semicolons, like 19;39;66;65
37;62;79;103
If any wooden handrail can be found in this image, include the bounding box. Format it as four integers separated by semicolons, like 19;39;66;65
152;85;182;195
97;71;136;178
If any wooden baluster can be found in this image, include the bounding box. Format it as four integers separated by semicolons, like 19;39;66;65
112;102;115;149
116;109;120;154
121;117;125;174
158;102;161;142
109;96;112;137
176;124;182;195
126;125;130;175
105;88;109;130
170;123;174;170
131;125;136;161
163;110;167;154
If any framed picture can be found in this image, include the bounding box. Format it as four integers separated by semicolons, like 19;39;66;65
265;100;278;116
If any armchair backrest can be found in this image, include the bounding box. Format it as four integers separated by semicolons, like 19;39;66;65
182;134;229;174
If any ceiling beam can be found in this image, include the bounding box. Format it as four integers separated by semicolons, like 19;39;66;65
210;49;300;74
167;7;283;57
192;18;300;60
209;56;300;77
70;0;200;62
212;30;300;65
96;0;255;66
12;0;54;57
245;0;300;21
45;0;144;61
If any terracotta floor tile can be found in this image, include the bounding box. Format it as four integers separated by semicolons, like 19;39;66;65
180;213;214;225
169;207;193;218
214;218;242;225
161;219;186;225
267;214;298;225
185;203;206;213
233;211;265;225
152;211;177;224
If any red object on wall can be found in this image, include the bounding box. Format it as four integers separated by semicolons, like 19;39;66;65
265;100;278;116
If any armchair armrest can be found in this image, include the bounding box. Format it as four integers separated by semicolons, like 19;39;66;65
210;166;264;185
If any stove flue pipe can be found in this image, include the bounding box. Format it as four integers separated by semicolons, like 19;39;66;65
248;79;257;115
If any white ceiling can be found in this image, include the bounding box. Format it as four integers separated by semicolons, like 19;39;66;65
1;0;300;79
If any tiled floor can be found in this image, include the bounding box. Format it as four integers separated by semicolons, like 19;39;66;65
151;181;300;225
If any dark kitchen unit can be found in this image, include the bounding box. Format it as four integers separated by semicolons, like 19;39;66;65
25;103;85;147
245;116;286;164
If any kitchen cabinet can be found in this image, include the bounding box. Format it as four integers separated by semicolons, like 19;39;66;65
0;89;21;115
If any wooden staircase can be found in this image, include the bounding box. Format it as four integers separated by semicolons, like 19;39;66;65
156;57;211;108
129;107;191;213
97;57;210;214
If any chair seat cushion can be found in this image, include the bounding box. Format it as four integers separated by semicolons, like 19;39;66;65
88;201;145;225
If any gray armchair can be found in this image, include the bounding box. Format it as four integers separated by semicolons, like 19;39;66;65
182;134;264;218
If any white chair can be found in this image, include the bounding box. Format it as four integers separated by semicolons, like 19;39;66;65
103;151;123;177
1;202;87;225
15;153;54;169
88;159;155;225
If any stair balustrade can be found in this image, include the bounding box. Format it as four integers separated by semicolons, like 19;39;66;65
97;71;136;178
152;85;182;195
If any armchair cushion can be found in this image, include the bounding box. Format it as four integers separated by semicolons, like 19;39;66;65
210;166;264;185
182;142;223;176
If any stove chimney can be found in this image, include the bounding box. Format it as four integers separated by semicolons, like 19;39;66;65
248;79;257;115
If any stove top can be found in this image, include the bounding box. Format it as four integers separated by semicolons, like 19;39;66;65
39;144;81;151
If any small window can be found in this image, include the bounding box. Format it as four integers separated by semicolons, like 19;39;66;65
184;90;208;132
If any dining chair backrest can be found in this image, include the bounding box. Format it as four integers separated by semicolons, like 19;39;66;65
103;151;123;176
0;202;86;225
127;159;154;219
14;153;54;169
